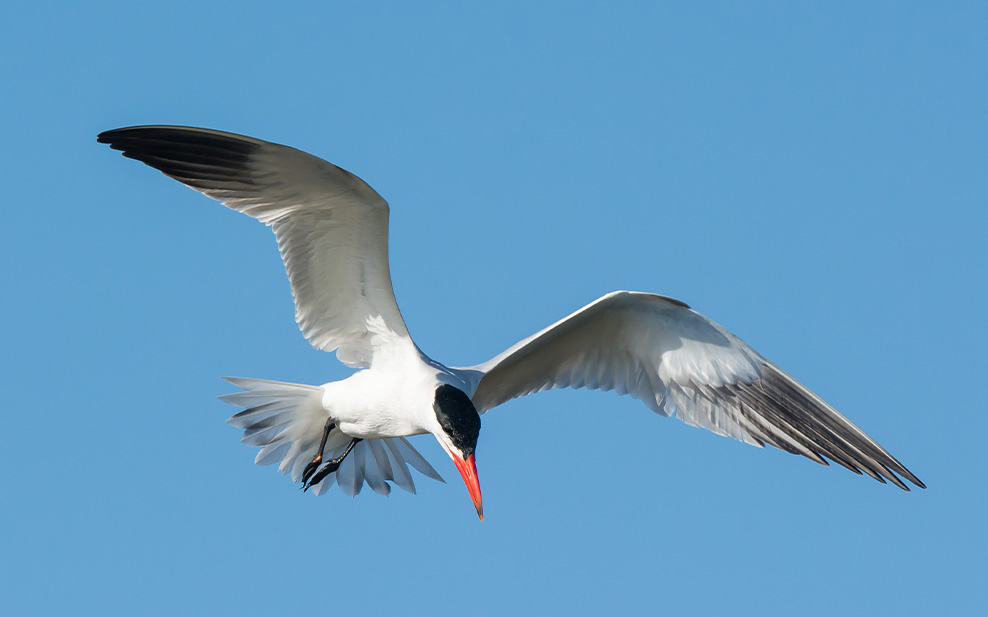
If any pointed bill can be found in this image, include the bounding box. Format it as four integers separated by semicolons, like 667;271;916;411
453;454;483;520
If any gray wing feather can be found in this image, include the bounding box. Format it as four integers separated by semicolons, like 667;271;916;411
98;125;410;368
459;291;923;490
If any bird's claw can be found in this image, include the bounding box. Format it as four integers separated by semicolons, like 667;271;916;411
304;461;342;490
300;456;343;491
300;455;323;487
299;437;361;492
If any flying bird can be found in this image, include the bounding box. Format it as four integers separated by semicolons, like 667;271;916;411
98;126;924;519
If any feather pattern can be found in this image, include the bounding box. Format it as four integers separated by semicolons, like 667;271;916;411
97;126;412;368
458;291;924;490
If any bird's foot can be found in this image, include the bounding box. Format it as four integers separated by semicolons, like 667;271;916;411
300;419;338;491
300;437;363;492
300;454;323;487
302;459;343;491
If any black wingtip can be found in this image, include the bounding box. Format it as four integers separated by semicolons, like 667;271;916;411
98;126;248;154
96;125;263;188
97;126;141;146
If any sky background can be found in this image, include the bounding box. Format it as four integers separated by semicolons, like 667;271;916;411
2;2;986;615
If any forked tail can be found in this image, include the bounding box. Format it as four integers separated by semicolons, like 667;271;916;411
220;377;444;496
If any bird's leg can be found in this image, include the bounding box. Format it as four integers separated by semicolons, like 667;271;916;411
301;433;363;492
301;419;336;486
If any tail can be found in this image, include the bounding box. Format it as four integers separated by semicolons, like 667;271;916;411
220;377;445;497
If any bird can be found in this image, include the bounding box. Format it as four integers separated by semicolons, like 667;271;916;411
98;125;925;519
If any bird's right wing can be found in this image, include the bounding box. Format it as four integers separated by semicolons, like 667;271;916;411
98;126;412;368
459;291;923;490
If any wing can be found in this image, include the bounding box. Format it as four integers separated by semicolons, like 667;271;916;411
98;126;411;368
459;291;924;490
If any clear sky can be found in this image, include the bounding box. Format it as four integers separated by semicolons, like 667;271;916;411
2;2;985;615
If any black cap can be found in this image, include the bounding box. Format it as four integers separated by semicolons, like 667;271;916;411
434;384;481;459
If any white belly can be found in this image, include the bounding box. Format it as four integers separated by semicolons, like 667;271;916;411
319;368;434;439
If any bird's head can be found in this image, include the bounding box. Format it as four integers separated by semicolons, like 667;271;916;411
433;384;483;520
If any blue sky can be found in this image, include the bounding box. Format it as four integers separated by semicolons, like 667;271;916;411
2;2;985;615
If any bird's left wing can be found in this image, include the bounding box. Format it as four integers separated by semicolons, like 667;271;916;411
458;291;923;490
98;126;411;368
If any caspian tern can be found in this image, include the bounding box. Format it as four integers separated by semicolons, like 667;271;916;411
98;126;924;519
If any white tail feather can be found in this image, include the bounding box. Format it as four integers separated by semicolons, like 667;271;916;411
221;377;444;496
